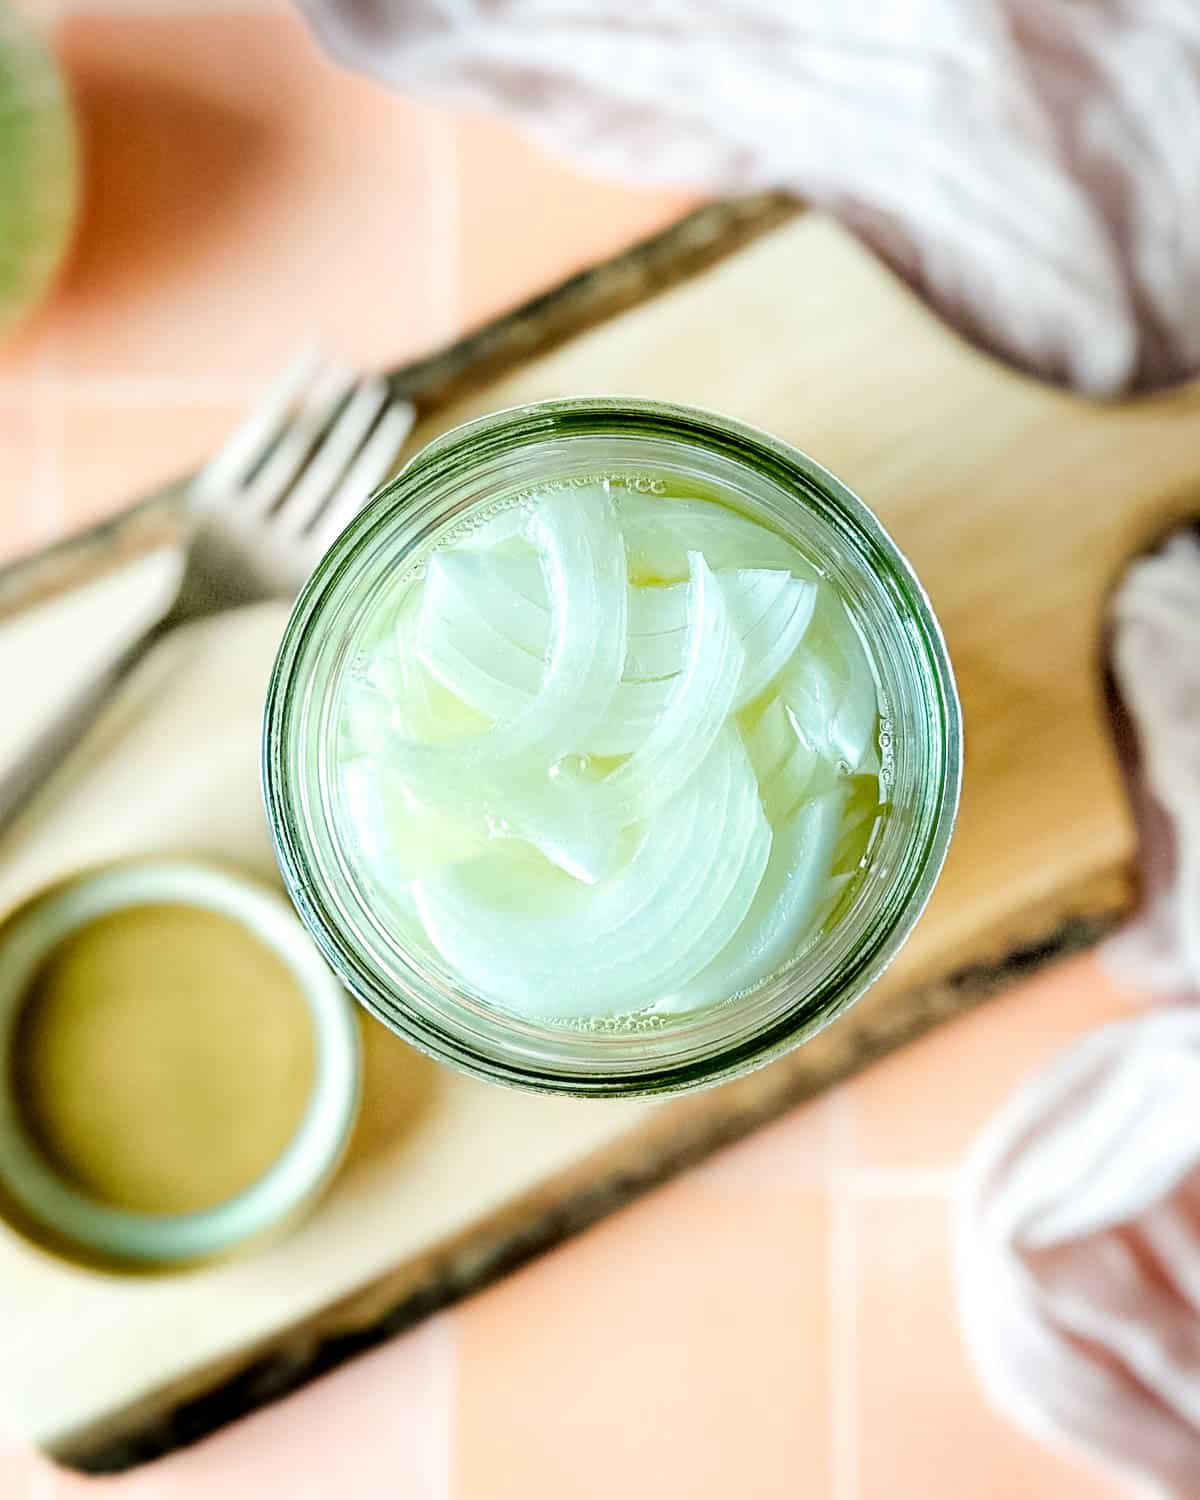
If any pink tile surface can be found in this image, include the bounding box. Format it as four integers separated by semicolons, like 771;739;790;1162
0;8;1146;1500
689;1087;834;1189
455;1178;831;1500
0;1444;38;1500
106;1319;454;1500
43;10;456;380
855;1196;1125;1499
60;400;242;528
850;955;1141;1172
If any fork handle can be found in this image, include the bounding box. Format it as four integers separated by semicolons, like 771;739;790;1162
0;615;168;844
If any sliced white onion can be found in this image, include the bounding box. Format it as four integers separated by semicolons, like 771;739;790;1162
414;552;807;754
412;727;771;1018
627;578;688;638
341;680;393;755
358;594;488;743
373;487;628;879
625;569;794;681
341;757;487;880
779;592;879;771
399;483;627;769
420;547;548;656
740;695;830;824
583;678;673;755
734;576;817;707
454;500;537;551
741;694;795;782
658;787;845;1012
341;478;883;1020
617;493;814;580
556;550;745;828
761;733;826;825
413;549;744;879
416;566;541;723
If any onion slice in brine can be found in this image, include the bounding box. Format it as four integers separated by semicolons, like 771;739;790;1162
657;787;845;1013
779;592;880;772
395;483;627;763
403;550;745;880
412;728;771;1018
618;493;815;580
556;551;744;828
417;548;813;754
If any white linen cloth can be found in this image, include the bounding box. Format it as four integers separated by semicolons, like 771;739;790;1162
956;537;1200;1500
296;0;1200;396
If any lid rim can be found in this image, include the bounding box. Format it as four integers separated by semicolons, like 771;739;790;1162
0;857;361;1270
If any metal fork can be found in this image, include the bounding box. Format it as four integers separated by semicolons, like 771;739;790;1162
0;348;415;840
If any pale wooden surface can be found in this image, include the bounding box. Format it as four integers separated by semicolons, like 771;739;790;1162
410;214;1200;998
0;561;652;1453
6;213;1197;1466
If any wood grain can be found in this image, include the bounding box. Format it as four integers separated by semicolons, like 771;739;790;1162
20;209;1200;1469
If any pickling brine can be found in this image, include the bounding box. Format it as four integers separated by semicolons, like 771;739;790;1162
337;480;885;1025
264;398;959;1096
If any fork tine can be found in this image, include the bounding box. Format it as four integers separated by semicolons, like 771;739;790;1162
307;401;415;553
191;342;322;503
242;362;355;517
275;377;390;536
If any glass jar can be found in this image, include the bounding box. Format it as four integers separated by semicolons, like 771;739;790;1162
263;398;961;1097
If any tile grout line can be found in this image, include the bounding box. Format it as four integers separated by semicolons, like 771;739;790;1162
828;1091;859;1500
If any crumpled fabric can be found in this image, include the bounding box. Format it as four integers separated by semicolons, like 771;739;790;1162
956;536;1200;1500
1105;537;1200;1002
296;0;1200;396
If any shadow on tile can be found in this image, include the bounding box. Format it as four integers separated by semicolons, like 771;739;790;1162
58;60;286;313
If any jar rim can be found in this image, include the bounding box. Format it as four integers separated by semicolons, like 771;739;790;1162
264;397;962;1097
0;858;361;1270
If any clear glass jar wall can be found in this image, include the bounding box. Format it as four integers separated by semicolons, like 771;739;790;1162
263;399;961;1096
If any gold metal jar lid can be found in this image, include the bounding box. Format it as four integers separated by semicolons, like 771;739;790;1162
0;858;361;1271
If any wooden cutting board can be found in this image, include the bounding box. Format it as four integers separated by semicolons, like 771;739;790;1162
406;210;1196;994
4;205;1197;1470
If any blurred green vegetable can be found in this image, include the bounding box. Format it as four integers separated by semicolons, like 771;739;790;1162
0;5;77;339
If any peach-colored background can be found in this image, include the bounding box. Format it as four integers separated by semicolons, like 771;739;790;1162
0;5;1136;1495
